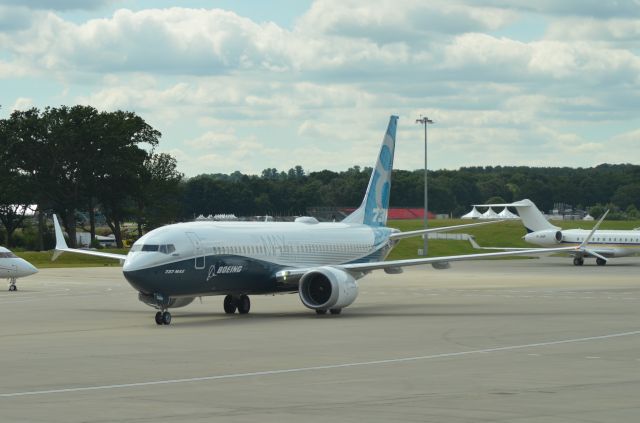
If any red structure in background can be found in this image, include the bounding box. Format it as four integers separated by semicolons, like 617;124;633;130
340;208;436;220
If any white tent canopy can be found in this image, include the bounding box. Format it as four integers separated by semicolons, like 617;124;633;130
498;207;519;219
481;207;499;219
461;206;483;219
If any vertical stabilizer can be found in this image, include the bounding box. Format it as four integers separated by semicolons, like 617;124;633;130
475;199;559;233
343;115;398;227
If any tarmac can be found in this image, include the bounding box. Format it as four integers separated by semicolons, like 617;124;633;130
1;256;639;422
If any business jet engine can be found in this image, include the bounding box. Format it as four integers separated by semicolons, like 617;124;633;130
299;266;358;312
524;229;563;246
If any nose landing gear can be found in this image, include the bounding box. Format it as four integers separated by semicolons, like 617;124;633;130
8;277;17;291
155;310;172;325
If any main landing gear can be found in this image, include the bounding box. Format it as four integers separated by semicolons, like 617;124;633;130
223;294;251;314
573;257;607;266
315;308;342;315
155;310;172;325
8;277;17;291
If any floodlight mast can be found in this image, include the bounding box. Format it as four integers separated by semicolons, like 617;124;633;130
416;116;434;256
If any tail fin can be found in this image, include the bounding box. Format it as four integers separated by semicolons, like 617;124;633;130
475;199;559;233
343;115;398;227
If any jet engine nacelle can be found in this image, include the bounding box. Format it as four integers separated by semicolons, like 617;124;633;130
138;293;195;309
299;266;358;311
524;229;563;246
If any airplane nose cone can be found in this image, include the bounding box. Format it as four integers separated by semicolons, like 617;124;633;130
18;260;38;277
27;262;39;276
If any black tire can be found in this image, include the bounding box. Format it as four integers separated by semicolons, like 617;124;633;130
596;258;606;266
8;285;17;292
155;311;163;325
315;309;327;315
238;295;251;314
573;257;584;266
162;311;172;325
223;295;237;314
329;308;342;315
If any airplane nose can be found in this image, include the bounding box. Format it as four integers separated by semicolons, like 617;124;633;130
27;262;38;276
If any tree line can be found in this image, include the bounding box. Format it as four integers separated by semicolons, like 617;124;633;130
2;104;639;250
0;105;182;248
181;164;640;221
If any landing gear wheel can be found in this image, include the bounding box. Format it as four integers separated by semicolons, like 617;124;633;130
315;309;327;315
155;311;163;325
162;311;172;325
573;257;584;266
596;257;607;266
223;295;237;314
8;284;17;292
237;295;251;314
329;308;342;315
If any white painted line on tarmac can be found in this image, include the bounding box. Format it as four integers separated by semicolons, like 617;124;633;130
1;329;639;398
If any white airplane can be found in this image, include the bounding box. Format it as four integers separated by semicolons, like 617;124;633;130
0;246;38;291
52;116;588;325
474;199;640;266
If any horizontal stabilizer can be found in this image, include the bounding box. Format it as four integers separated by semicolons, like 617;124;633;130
389;219;503;241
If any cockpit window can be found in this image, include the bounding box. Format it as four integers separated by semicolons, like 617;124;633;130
159;244;176;254
131;244;176;254
0;252;18;258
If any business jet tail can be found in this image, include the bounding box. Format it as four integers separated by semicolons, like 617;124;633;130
343;115;398;227
475;199;559;233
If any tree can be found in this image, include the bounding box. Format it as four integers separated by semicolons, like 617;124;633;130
94;110;160;247
134;153;183;236
0;109;43;247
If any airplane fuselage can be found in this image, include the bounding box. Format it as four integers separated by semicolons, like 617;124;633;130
122;220;396;299
525;228;640;258
0;247;38;290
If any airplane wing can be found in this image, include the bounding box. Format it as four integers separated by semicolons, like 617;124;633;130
276;245;580;280
277;212;610;280
389;220;503;241
340;246;578;273
467;236;536;251
52;214;128;262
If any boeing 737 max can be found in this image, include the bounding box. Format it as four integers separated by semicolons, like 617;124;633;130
1;246;38;291
53;116;586;325
474;199;640;266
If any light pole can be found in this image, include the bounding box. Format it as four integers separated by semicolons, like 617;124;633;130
416;115;434;256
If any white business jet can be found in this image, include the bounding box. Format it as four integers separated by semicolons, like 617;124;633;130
53;116;586;325
0;246;38;291
474;199;640;266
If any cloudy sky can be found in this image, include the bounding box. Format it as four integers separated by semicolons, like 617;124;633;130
1;0;639;176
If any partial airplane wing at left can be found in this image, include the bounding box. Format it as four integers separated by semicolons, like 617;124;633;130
52;214;128;262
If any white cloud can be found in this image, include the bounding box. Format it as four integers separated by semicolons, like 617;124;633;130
471;0;640;18
0;0;115;11
1;1;639;176
11;97;34;110
546;18;640;44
